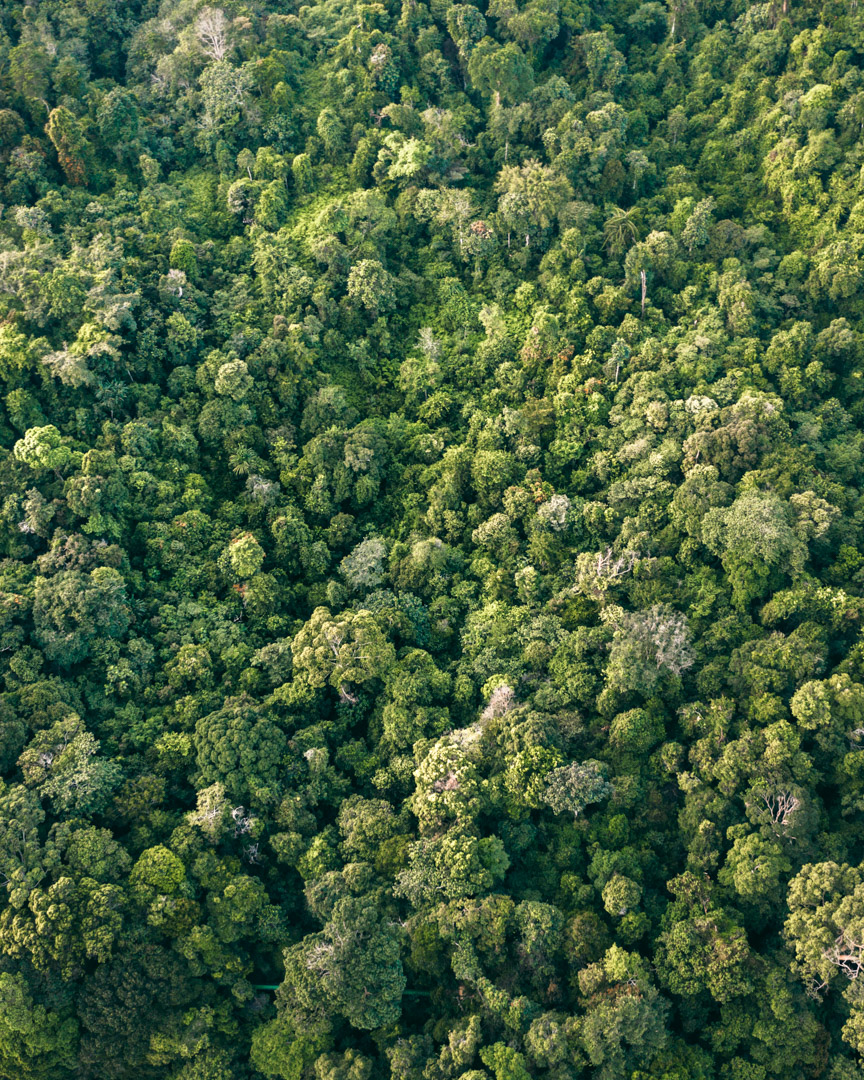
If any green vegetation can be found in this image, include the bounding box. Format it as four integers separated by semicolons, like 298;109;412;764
2;0;864;1076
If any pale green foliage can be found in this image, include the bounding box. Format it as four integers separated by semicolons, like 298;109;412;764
785;862;864;988
290;607;396;702
603;604;694;693
602;874;642;916
410;730;484;827
220;532;265;578
14;425;76;477
340;537;387;592
347;260;395;315
18;717;121;815
214;359;253;400
541;760;611;817
495;159;573;244
395;826;509;904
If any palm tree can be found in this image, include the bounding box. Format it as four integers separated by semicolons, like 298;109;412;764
603;206;639;255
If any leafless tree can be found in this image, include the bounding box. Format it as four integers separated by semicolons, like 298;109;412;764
574;548;639;600
825;931;864;980
754;788;800;830
418;327;442;362
481;683;516;721
197;7;230;61
597;547;638;582
338;684;359;705
231;805;254;836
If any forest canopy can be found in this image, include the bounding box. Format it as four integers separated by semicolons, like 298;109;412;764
1;0;864;1077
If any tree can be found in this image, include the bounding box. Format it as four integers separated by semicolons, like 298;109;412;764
602;874;642;916
785;863;864;993
0;873;126;975
194;697;288;806
703;492;808;608
220;532;265;578
347;260;396;316
76;946;196;1079
420;187;477;257
197;8;231;61
480;1043;530;1080
666;0;697;40
670;465;733;538
226;178;261;221
399;352;442;405
495;159;573;247
317;109;347;159
578;32;627;92
45;108;91;187
719;833;792;903
656;910;754;1003
340;538;388;592
488;0;561;52
542;760;612;817
410;731;485;828
609;708;664;756
290;607;396;703
603;605;695;694
579;950;670;1080
8;42;51;103
251;1014;331;1080
283;897;406;1029
0;781;56;911
198;62;252;148
395;826;509;904
32;568;130;667
468;39;534;106
292;153;315;193
338;796;401;861
18;717;122;815
97;90;139;160
447;5;487;58
603;206;639;254
14;426;77;480
0;972;78;1079
680;197;715;256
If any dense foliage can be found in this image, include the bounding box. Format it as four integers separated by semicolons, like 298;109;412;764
2;0;864;1076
